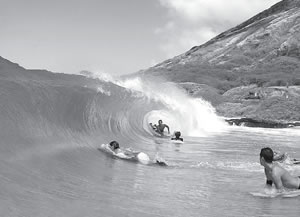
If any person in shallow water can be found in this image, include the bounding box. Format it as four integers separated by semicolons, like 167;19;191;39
273;150;300;164
260;147;300;191
108;141;139;157
156;120;170;135
108;141;167;166
109;141;122;154
171;131;183;142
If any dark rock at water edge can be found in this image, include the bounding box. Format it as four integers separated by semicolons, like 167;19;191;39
225;118;300;128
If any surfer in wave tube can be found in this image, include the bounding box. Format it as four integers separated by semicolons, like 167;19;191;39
260;147;300;192
156;120;170;135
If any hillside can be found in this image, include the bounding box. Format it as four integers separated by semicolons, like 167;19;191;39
139;0;300;93
131;0;300;125
0;56;104;88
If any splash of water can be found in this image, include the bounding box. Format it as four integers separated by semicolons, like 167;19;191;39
91;72;227;137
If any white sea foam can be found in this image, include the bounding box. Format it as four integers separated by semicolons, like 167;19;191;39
192;161;262;172
88;73;227;137
116;77;227;137
96;86;111;96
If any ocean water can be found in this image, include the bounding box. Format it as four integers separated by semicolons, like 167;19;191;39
1;73;300;217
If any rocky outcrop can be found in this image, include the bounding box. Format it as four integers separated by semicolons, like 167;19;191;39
177;82;224;106
216;85;300;125
178;82;300;126
225;118;300;128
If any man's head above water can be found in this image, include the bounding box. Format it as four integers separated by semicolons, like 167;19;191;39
109;141;120;150
260;147;274;164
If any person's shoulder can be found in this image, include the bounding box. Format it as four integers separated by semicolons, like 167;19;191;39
272;164;285;176
114;148;122;154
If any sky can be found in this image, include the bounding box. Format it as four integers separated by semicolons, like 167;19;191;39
0;0;280;75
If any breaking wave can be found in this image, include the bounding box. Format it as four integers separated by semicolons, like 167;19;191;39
0;71;226;150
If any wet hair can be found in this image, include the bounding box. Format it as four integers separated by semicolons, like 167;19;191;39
109;141;120;150
260;147;273;163
175;131;181;137
158;120;162;124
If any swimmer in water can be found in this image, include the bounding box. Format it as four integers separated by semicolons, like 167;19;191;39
260;147;300;191
156;120;170;135
273;150;300;164
108;141;121;154
108;141;138;157
108;141;167;166
273;151;288;162
171;131;183;142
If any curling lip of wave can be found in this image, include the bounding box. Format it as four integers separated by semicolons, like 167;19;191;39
0;59;226;149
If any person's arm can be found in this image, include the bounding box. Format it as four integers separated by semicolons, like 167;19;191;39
273;154;283;161
264;168;273;187
273;153;288;162
105;145;116;154
166;125;170;133
125;148;139;155
271;170;284;192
